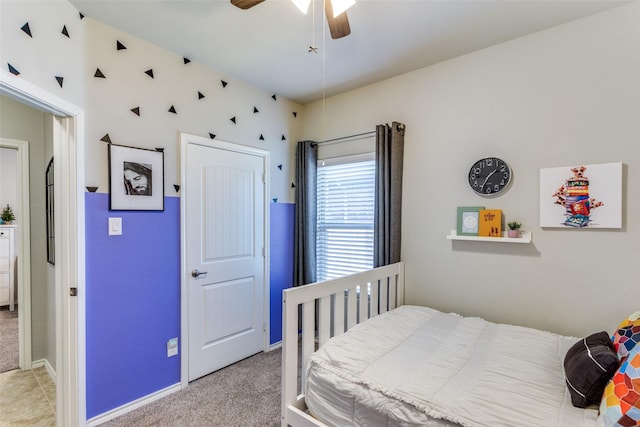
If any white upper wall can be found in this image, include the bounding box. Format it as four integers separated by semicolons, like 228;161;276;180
302;1;640;337
0;0;301;203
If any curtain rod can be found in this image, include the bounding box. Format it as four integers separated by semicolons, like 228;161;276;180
315;130;376;145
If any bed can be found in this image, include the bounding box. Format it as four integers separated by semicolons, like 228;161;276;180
281;262;635;427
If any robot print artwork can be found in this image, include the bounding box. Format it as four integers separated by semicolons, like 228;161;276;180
539;162;622;229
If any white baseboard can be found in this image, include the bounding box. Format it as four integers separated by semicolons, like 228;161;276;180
86;382;182;426
269;341;282;351
31;358;56;384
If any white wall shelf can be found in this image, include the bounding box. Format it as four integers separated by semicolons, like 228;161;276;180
447;229;532;244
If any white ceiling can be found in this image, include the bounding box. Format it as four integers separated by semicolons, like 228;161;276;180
69;0;629;105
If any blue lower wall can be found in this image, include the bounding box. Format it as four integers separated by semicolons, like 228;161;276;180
85;194;294;418
269;203;295;344
85;193;181;418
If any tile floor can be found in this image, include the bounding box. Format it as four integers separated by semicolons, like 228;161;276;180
0;367;56;426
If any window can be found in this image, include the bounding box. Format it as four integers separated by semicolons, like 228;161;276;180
316;154;375;281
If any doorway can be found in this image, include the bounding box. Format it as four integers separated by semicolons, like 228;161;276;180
179;133;270;385
0;138;32;374
0;73;85;426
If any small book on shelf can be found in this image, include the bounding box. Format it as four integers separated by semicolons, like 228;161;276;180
478;209;503;237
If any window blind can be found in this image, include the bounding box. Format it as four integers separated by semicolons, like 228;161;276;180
317;157;375;281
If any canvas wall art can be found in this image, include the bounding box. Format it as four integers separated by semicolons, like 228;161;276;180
539;162;621;228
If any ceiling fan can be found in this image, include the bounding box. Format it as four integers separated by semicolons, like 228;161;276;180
231;0;353;39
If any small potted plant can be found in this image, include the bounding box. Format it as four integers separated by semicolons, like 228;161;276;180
1;204;16;225
507;221;521;238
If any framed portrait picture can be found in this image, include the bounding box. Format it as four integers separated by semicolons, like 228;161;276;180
456;206;484;236
108;144;164;211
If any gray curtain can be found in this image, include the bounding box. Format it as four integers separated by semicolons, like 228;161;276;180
374;122;405;267
294;140;318;286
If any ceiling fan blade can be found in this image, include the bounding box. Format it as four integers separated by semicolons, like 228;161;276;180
325;0;351;39
231;0;266;10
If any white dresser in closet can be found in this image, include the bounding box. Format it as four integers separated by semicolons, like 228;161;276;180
0;225;16;311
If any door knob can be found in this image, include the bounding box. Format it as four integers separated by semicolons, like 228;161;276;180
191;269;208;278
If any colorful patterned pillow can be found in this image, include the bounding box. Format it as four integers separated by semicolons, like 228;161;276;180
612;311;640;360
600;349;640;427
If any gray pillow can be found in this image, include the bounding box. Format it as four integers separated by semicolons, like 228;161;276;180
564;331;619;408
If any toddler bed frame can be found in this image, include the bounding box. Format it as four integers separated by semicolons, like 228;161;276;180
281;262;405;427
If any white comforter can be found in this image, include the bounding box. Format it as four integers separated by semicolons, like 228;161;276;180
306;305;603;427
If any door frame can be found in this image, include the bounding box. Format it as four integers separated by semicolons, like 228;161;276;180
0;70;86;426
179;132;270;388
0;137;32;371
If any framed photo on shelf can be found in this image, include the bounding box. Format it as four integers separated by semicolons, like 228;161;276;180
108;144;164;211
456;206;484;236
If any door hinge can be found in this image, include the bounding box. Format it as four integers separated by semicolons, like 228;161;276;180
69;287;78;297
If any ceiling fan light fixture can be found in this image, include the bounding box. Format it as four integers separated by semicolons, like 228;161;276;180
291;0;312;14
330;0;355;17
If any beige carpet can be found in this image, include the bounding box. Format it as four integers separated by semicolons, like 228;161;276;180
101;348;282;426
0;306;19;373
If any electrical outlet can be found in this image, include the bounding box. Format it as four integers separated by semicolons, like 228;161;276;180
167;337;178;357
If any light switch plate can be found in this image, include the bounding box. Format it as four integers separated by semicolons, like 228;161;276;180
108;217;122;235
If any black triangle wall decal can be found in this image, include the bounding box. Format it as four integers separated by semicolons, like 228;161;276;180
100;134;112;143
168;105;177;114
253;107;259;113
79;12;85;19
291;182;296;188
21;22;32;38
271;94;277;101
55;76;64;88
281;135;286;141
86;186;98;193
259;134;265;141
277;164;283;170
230;116;236;124
198;91;205;99
221;80;228;88
62;25;70;38
131;107;140;116
174;184;180;192
209;133;216;139
273;198;278;203
183;57;191;64
145;69;154;78
94;68;105;78
293;112;297;118
116;40;127;50
8;63;20;76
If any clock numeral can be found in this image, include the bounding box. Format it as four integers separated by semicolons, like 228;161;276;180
473;180;479;187
486;159;493;167
494;184;500;192
503;172;509;178
470;174;476;180
500;165;506;172
485;187;492;194
474;168;481;175
500;179;505;185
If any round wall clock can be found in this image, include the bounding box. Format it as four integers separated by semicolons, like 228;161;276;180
468;157;512;196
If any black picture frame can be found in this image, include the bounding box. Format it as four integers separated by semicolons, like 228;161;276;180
108;144;164;211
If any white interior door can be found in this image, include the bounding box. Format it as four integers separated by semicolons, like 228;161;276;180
185;137;267;382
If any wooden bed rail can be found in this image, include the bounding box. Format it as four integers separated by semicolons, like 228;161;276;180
281;262;405;427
